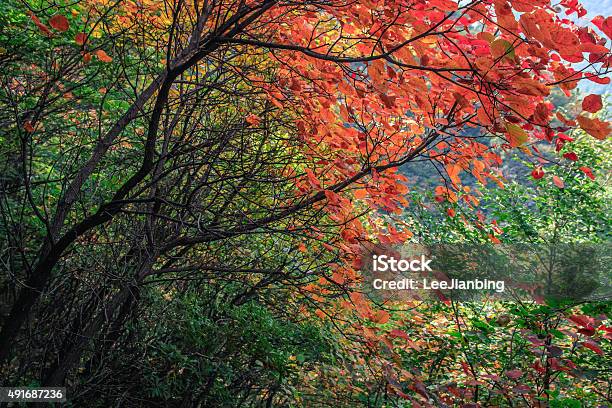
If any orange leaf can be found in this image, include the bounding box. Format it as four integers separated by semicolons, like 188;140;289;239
446;164;461;185
577;115;610;140
354;189;368;199
552;175;564;189
245;114;261;126
324;190;340;205
23;121;35;133
49;15;69;32
372;310;390;324
95;49;113;63
304;168;320;189
556;112;576;127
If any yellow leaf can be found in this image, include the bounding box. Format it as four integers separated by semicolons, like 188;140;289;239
505;123;528;147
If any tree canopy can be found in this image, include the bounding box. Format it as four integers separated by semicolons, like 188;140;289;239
0;0;610;406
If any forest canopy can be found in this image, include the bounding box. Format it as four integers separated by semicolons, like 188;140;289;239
0;0;610;406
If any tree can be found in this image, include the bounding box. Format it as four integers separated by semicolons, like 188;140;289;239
0;0;609;404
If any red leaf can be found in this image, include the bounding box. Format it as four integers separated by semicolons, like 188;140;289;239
531;167;545;179
581;341;604;355
489;234;501;244
75;32;87;46
532;360;546;374
28;12;52;37
579;166;595;180
592;15;612;39
578;327;596;336
429;0;458;11
552;175;564;189
380;94;396;109
324;190;340;206
586;75;611;85
49;14;69;32
389;329;409;340
569;314;594;327
512;384;531;394
562;152;578;161
582;94;603;113
505;369;523;379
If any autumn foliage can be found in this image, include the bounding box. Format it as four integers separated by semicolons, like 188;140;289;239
0;0;610;405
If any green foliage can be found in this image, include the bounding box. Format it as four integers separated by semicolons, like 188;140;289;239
131;286;335;406
389;126;611;406
404;130;610;245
